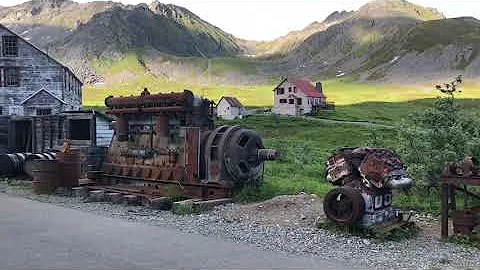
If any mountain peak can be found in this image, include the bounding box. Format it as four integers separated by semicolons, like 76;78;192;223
323;10;354;24
357;0;444;20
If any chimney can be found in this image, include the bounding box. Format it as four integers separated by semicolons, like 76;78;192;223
316;82;323;92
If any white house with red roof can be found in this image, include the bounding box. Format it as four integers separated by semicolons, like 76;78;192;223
272;78;328;116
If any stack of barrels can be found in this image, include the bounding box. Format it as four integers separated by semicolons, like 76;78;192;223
57;149;82;188
1;147;105;194
31;159;58;194
31;150;82;194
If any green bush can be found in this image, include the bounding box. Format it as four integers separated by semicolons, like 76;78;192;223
396;97;480;187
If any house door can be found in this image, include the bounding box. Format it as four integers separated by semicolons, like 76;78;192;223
9;120;32;152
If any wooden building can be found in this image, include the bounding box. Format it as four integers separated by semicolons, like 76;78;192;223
0;23;82;116
272;78;330;116
216;96;246;120
7;110;113;153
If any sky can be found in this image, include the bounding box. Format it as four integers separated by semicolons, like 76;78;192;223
1;0;479;40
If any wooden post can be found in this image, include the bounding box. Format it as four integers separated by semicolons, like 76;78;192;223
441;183;450;238
449;184;456;211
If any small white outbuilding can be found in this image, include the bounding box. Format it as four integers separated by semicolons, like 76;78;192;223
216;96;246;120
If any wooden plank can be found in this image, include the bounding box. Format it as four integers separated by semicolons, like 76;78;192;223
441;183;450;238
442;177;480;186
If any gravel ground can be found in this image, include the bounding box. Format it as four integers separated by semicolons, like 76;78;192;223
1;181;479;270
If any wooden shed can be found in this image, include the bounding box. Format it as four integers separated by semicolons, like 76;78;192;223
6;110;113;153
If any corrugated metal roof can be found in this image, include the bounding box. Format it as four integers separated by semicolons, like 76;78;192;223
287;78;325;98
218;96;244;108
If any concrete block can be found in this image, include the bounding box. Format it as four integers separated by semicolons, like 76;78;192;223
143;197;173;210
105;192;123;204
192;198;233;212
171;199;201;214
71;187;88;197
123;195;139;205
88;190;105;202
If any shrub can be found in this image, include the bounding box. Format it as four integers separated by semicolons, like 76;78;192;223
396;96;480;187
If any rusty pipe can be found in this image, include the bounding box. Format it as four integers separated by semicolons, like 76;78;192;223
257;149;280;161
385;176;414;189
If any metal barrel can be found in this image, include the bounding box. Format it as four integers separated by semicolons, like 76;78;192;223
0;152;33;176
23;152;57;179
57;150;81;188
86;147;108;172
32;159;58;194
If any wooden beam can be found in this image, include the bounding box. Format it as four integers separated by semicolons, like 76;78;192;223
441;183;450;238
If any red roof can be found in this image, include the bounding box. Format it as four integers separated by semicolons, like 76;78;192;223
287;78;325;98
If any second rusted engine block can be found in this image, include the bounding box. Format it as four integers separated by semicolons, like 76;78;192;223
324;147;414;228
96;89;278;200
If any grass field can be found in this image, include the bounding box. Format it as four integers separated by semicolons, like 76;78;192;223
81;58;480;212
221;115;446;212
83;72;480;124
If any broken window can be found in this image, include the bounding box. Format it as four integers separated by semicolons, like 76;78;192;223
36;108;52;115
4;68;19;86
289;99;294;104
279;99;287;104
69;119;91;140
2;36;18;57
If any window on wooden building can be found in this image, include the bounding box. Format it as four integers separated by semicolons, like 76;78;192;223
297;98;302;105
69;119;91;140
288;99;294;104
288;87;292;92
4;68;19;86
0;106;2;115
36;108;52;115
2;36;18;57
279;99;287;103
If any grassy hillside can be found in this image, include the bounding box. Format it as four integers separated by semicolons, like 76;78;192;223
83;71;480;125
223;115;442;212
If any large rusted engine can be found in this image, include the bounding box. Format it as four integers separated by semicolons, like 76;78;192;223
95;89;278;200
324;147;413;228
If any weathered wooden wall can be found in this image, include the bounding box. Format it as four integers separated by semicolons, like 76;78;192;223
96;116;114;147
0;116;9;153
0;25;82;116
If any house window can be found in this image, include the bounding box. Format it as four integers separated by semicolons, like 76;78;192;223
278;87;285;94
36;108;52;115
288;99;294;104
297;98;302;105
2;36;18;57
0;106;2;115
4;68;19;86
288;87;292;92
69;119;91;140
293;86;297;93
279;99;287;104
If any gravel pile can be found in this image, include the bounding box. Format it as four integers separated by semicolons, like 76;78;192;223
1;181;479;270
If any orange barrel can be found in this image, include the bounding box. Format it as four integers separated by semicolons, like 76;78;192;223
32;159;58;194
57;150;81;187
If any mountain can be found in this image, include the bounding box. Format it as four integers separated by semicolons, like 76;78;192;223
0;0;243;83
253;11;354;57
1;0;479;85
260;0;480;83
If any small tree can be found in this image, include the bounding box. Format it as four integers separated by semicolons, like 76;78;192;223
396;76;480;187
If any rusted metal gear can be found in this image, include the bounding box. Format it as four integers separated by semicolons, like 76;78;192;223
323;187;365;225
204;125;279;188
224;128;265;185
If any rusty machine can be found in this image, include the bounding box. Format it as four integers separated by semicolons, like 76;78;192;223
324;147;414;228
91;89;278;201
